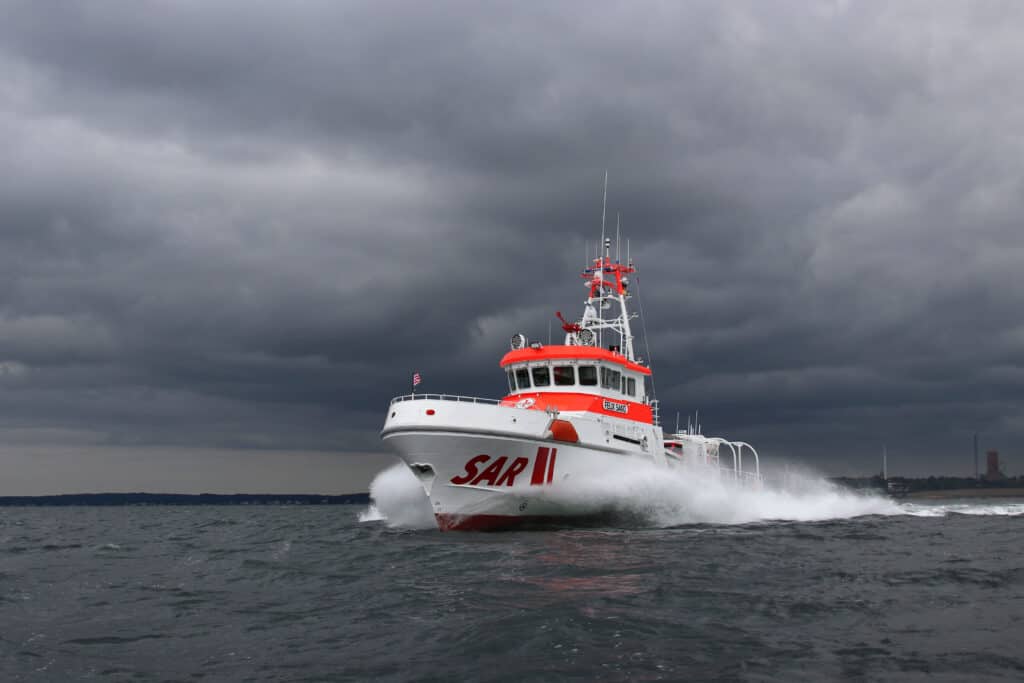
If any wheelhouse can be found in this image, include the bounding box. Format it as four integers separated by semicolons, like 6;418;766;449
498;344;654;423
503;356;645;402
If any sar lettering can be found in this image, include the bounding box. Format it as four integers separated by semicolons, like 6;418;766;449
450;454;490;485
449;455;531;487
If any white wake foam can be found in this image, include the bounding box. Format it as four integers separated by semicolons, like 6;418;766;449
359;456;1023;530
898;502;1024;517
544;455;901;526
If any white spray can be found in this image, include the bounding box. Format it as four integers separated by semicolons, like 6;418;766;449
360;457;900;529
359;457;1024;530
541;454;903;526
357;463;436;529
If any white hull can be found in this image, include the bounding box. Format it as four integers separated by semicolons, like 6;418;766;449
381;395;664;530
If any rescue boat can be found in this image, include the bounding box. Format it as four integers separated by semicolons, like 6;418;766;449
380;236;761;530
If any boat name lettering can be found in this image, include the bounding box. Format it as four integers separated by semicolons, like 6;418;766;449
602;399;628;414
450;447;557;487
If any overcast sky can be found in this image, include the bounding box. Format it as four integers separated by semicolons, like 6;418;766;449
1;1;1022;493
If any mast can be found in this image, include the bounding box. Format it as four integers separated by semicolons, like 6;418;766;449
560;174;640;363
616;212;621;263
575;241;637;359
599;171;607;349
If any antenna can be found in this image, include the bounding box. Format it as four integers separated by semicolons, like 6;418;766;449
675;412;680;434
882;444;888;480
633;272;656;400
598;171;607;349
616;212;621;263
600;170;607;263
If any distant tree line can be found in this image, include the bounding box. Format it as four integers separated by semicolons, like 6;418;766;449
0;492;371;506
831;475;1024;492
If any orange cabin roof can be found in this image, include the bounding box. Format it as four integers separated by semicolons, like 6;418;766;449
499;345;652;376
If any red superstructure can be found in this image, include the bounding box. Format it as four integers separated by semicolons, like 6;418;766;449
500;346;651;376
496;239;656;426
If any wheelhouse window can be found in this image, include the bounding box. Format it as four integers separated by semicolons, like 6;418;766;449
601;367;622;392
553;366;575;386
506;370;515;393
626;377;636;396
531;366;550;387
514;367;531;390
578;366;598;386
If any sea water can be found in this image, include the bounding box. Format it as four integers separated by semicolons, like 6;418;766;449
3;466;1022;681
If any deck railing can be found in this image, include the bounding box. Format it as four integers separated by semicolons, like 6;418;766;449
389;393;502;406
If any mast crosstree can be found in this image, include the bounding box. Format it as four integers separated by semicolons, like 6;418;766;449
565;238;638;362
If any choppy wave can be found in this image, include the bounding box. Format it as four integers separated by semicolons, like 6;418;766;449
4;499;1022;680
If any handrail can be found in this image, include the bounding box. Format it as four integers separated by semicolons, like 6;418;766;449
670;433;764;485
389;393;502;406
733;441;760;478
706;438;739;477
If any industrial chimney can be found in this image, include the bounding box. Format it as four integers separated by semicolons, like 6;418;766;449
985;450;1006;481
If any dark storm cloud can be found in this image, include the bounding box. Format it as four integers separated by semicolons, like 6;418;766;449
1;1;1022;476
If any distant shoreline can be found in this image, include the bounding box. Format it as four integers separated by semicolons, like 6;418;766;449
906;488;1024;499
0;492;371;506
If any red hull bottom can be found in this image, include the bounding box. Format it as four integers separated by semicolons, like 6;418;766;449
435;512;613;532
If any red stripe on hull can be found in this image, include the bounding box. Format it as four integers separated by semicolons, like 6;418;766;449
436;513;581;532
530;447;550;485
